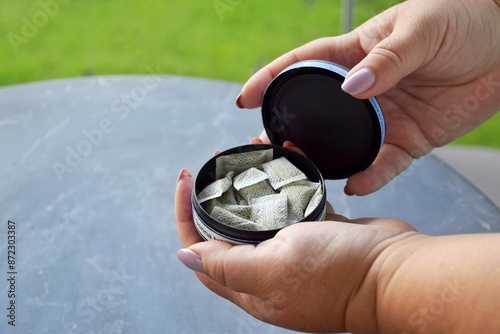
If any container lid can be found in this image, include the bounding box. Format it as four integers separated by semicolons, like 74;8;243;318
261;60;386;180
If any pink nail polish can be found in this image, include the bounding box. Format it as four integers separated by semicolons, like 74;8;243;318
341;68;376;95
177;168;192;182
177;248;204;273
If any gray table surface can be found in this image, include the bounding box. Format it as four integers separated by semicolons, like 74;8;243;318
1;75;499;334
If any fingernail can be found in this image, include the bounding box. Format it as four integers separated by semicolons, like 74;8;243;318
177;248;204;273
250;137;260;144
341;68;376;95
177;168;192;183
283;140;295;148
235;93;244;109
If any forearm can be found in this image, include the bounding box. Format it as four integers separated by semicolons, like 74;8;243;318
375;233;500;333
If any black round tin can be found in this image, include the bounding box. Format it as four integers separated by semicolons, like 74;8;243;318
262;60;385;179
192;144;327;245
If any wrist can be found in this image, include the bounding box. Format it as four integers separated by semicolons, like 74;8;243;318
344;231;428;334
373;233;435;334
368;234;500;333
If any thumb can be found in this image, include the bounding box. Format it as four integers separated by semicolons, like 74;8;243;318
178;240;260;294
341;30;430;99
177;241;231;275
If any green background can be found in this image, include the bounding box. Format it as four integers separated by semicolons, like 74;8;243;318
1;0;498;147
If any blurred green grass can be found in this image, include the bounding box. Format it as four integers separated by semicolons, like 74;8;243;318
0;0;498;147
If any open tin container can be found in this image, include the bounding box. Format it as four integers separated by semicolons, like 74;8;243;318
192;60;386;245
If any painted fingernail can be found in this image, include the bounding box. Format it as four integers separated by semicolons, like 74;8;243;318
235;93;244;109
177;168;192;183
341;68;376;95
177;248;204;273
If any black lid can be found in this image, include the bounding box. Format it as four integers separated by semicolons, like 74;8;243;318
261;60;385;180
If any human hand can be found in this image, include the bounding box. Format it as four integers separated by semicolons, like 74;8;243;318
175;166;419;333
236;0;500;196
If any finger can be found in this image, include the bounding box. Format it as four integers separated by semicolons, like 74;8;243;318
174;169;203;247
179;244;269;325
321;214;416;233
250;137;264;145
238;35;362;109
344;143;413;196
326;201;334;214
178;245;251;312
283;141;306;157
187;240;271;297
258;130;271;144
341;6;438;98
324;213;350;222
349;217;417;233
323;201;350;221
213;150;222;156
174;171;238;300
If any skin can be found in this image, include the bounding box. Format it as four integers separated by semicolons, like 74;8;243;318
176;0;500;332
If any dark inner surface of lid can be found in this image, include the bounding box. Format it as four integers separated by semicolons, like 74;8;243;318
262;68;381;179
